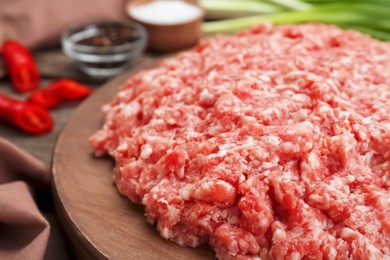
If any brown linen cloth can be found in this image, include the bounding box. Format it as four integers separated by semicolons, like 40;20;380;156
0;138;68;260
0;0;129;77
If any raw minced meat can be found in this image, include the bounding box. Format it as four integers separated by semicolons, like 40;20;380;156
90;24;390;259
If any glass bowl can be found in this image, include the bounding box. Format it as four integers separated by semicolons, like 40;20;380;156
62;21;147;79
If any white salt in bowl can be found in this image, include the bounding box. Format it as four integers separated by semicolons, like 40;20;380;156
126;0;204;52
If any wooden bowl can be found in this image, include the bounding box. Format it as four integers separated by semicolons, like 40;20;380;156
126;0;203;52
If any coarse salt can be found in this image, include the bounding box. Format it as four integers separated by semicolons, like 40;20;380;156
130;0;202;25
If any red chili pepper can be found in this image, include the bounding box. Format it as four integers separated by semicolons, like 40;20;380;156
51;79;93;100
28;79;92;109
2;39;40;93
28;87;62;109
0;94;53;134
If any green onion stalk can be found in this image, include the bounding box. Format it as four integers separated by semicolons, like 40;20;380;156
201;0;390;41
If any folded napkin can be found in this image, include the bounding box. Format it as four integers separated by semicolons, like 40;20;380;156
0;138;68;260
0;0;128;78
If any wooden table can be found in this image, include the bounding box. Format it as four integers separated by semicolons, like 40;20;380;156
0;47;153;167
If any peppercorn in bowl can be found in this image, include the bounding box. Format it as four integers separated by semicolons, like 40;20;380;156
62;21;147;78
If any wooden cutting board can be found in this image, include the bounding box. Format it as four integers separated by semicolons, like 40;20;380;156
52;58;215;260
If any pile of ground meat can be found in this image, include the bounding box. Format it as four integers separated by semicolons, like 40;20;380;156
90;23;390;259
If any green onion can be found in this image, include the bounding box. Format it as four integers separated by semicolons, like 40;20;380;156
203;11;372;33
201;0;390;41
200;0;285;15
265;0;312;10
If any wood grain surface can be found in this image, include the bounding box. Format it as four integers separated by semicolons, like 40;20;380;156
52;60;215;260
